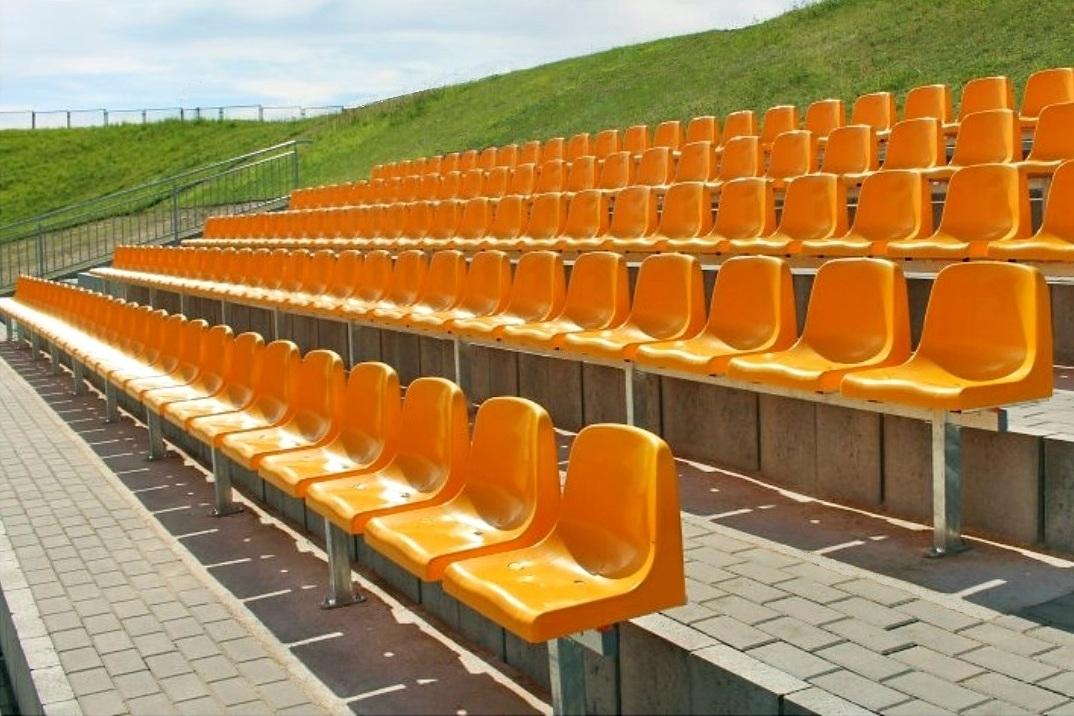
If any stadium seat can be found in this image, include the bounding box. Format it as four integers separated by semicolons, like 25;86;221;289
669;141;716;184
509;193;569;250
364;396;560;581
1019;67;1074;132
920;108;1020;181
436;171;462;200
727;258;910;392
766;130;818;189
842;262;1052;410
141;323;233;415
442;422;685;644
560;253;705;361
959;75;1015;119
600;186;659;252
564;156;597;195
459;169;486;200
371;250;466;326
304;377;470;534
639;182;713;252
820;124;879;183
484;166;510;198
728;173;847;255
760;105;800;149
634;147;675;187
623;124;650;157
478;147;498;172
566;133;591;162
518;141;541;166
685;115;719;144
500;251;629;350
881;117;946;173
447;198;493;250
508;164;538;196
802;170;932;257
594;129;621;159
408;250;512;331
708;135;764;188
666;177;775;254
851;91;897;133
217;350;344;471
535;159;567;194
536;190;608;251
352;250;428;319
420;201;462;249
805;98;845;141
653;120;683;151
633;255;797;375
595;151;636;195
418;174;440;201
886;164;1029;259
451;251;566;337
122;317;207;400
989;159;1074;261
162;332;265;431
442;153;460;174
479;195;530;249
259;362;401;498
541;137;565;163
721;110;756;143
1017;102;1074;176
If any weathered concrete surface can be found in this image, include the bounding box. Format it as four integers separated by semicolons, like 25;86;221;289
659;378;759;473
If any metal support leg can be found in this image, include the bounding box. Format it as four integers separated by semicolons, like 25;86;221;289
30;331;42;358
321;520;363;609
148;287;158;306
221;300;231;326
104;381;118;423
927;411;966;557
5;318;14;342
71;360;85;395
346;322;355;366
48;344;61;375
272;309;283;340
146;408;166;460
210;448;243;517
549;638;587;715
624;362;636;426
179;292;191;317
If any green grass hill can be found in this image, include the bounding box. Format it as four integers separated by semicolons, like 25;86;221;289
2;0;1071;224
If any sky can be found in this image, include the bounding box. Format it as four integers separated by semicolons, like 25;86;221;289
0;1;800;114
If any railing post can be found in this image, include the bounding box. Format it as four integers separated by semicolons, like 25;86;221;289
291;144;300;191
218;107;224;121
142;109;147;124
180;107;185;122
258;105;264;122
171;186;180;243
66;111;71;129
35;223;45;277
30;111;35;129
103;109;108;126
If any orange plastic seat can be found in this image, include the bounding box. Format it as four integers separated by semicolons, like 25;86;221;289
480;195;530;249
594;129;620;159
821;124;879;183
259;362;401;498
354;250;428;319
729;173;847;256
436;171;461;200
483;167;510;199
564;157;596;195
881;118;946;171
634;256;796;376
1020;67;1074;131
842;262;1052;410
447;198;492;250
920;109;1020;181
508;163;538;196
709;136;764;189
477;147;498;172
760;105;800;149
685;116;718;145
459;150;479;172
451;251;566;338
537;190;608;251
721;110;756;143
566;133;591;162
441;153;461;174
904;84;953;125
957;75;1014;120
630;182;712;253
851;91;897;133
727;258;910;392
497;145;519;170
670;141;716;184
1017;102;1074;177
365;397;559;581
122;317;207;400
510;193;568;250
653;120;682;151
886;164;1030;260
518;141;542;166
371;250;466;326
218;350;344;470
335;250;393;317
598;186;658;252
635;147;675;187
408;250;512;331
458;169;486;200
541;137;565;164
500;251;629;350
442;423;685;644
802;170;932;257
989;159;1074;261
595;151;635;195
143;324;234;414
667;177;775;254
162;333;265;430
418;201;461;250
304;377;470;534
561;253;705;362
805;98;845;141
766;130;817;189
623;124;650;157
535;160;567;194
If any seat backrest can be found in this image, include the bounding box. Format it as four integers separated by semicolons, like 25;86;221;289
463;397;559;531
883;118;945;170
457;250;512;315
383;250;428;305
503;251;566;321
722;110;757;142
423;156;442;175
686;116;719;144
458;149;479;172
567;133;591;162
336;362;401;466
558;424;682;590
1041;160;1074;238
805;98;845;139
456;198;492;241
441;153;461;174
437;171;461;200
659;183;713;239
541;137;565;164
428;200;461;240
609;186;658;239
478;147;498;172
353;250;393;302
850;91;897;131
302;250;336;295
1026;102;1074;163
458;169;486;200
418;250;467;310
565;157;597;192
288;350;345;433
508;164;538;196
904;83;953;123
489;196;530;240
675;141;715;182
518;141;542;166
801;258;910;364
949;109;1020;166
594;129;621;159
653;121;682;151
636;147;675;186
484;166;510;198
254;340;301;417
708;255;796;351
596;151;635;190
177;318;209;367
561;251;630;329
820;124;879;175
629;253;705;339
395;377;470;495
328;250;363;299
938;164;1030;242
850;170;933;243
717;136;764;182
767;130;817;182
497;144;519;169
959;75;1014;119
760;105;800;147
777;174;848;241
403;201;432;239
713;177;777;240
563;190;610;239
524;193;569;239
536;160;567;193
1021;67;1074;120
918;262;1052;386
223;332;265;393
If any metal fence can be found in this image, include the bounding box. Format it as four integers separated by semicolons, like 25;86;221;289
0;140;305;294
0;105;346;130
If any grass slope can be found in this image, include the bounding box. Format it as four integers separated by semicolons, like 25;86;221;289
2;0;1071;224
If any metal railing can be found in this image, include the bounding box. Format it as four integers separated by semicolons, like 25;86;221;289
0;105;346;130
0;140;305;294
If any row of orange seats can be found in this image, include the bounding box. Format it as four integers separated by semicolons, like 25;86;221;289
94;248;1052;412
289;104;1073;210
197;161;1074;261
306;68;1071;199
1;276;686;642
